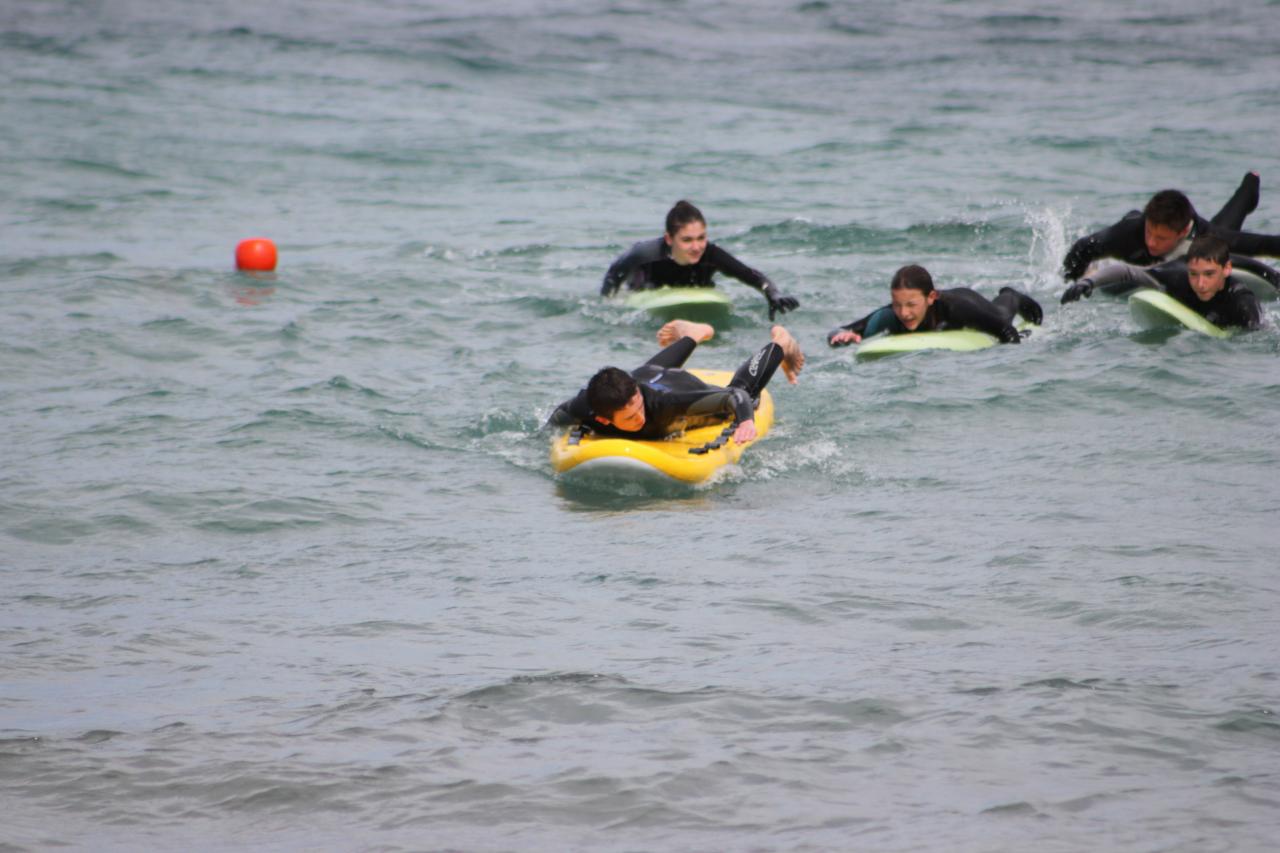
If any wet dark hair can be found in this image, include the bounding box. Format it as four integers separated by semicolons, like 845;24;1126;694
1143;190;1193;231
1186;233;1230;266
586;367;638;418
889;264;935;295
665;200;706;236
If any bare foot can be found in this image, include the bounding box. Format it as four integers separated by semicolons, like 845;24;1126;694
770;325;804;384
657;319;715;347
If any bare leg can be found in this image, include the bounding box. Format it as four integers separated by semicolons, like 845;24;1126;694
770;324;804;384
657;319;714;347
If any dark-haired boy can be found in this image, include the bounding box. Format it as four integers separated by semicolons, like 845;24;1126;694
1062;173;1280;281
549;321;804;444
1061;234;1263;330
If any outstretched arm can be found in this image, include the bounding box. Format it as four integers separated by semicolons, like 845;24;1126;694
601;238;664;296
707;243;798;319
1062;230;1108;282
547;388;593;428
1062;263;1163;303
1062;212;1144;281
683;385;756;443
1237;290;1264;331
828;305;895;346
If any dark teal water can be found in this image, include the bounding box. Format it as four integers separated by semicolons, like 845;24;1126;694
3;2;1280;851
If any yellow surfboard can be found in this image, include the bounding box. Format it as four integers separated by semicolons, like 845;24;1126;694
550;369;774;483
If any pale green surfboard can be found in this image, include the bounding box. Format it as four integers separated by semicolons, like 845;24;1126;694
855;328;1010;361
1127;289;1232;339
622;287;732;321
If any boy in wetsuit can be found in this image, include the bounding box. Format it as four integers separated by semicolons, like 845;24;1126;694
601;200;799;320
1061;173;1280;281
1060;234;1263;331
826;265;1044;346
549;321;803;445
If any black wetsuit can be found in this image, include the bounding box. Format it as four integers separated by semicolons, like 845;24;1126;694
1062;175;1280;280
600;237;772;296
549;336;784;440
828;287;1037;345
1085;261;1264;331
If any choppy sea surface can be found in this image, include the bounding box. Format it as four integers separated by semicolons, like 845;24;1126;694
3;2;1279;850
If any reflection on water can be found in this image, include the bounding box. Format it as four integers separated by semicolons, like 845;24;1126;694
228;270;276;306
554;470;719;512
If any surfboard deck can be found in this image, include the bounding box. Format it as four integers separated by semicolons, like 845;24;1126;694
550;369;774;483
854;327;1028;361
1127;289;1232;338
622;287;732;322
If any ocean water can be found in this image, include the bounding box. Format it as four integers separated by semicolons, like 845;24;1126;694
3;1;1280;850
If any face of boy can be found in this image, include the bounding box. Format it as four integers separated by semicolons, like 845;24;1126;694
1144;220;1191;258
665;221;707;266
1186;257;1232;302
596;390;646;431
891;288;937;331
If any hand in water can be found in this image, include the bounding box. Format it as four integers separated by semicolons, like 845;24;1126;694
828;329;861;346
1061;280;1094;304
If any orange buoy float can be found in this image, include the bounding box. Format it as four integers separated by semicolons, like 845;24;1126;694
235;238;278;271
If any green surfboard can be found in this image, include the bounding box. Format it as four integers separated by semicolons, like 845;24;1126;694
1127;290;1232;339
622;287;732;322
855;328;1007;361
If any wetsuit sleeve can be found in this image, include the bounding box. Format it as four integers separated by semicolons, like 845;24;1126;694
601;237;665;296
828;305;896;345
1062;212;1144;281
1224;286;1264;331
1088;263;1165;297
548;387;593;428
642;335;698;370
704;243;772;292
1237;291;1264;331
682;385;755;424
632;378;753;437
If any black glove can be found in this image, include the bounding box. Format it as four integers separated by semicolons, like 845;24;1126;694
997;325;1021;344
1060;279;1094;304
763;286;798;321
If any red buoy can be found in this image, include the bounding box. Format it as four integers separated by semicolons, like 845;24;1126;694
236;238;278;271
